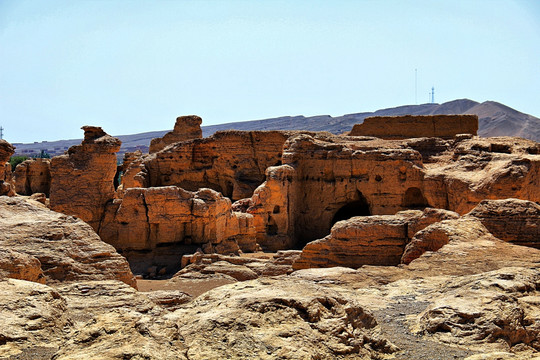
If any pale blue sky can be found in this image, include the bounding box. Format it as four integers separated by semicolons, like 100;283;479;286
1;0;539;143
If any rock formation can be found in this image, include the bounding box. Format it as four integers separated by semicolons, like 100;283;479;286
293;208;458;270
169;277;397;360
13;157;51;196
49;126;121;231
0;197;136;287
247;133;539;250
0;139;15;196
140;130;292;200
149;115;202;153
349;114;478;139
467;198;540;248
99;186;257;274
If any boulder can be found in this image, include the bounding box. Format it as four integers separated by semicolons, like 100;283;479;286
0;197;136;287
53;280;188;359
293;208;458;270
0;249;45;284
416;267;540;352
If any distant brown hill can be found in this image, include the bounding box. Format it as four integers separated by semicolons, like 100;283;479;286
12;99;539;159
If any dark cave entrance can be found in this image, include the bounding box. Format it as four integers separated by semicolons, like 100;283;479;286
401;187;429;209
331;193;371;227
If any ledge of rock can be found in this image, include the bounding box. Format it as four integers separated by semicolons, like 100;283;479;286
0;197;136;287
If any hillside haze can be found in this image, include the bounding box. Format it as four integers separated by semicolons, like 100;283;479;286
12;99;540;158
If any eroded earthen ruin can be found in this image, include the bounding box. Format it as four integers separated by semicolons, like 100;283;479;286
2;113;540;359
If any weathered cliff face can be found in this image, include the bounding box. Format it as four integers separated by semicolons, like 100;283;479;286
423;137;540;214
247;134;540;250
99;186;257;274
349;114;478;139
49;126;121;231
293;208;459;270
0;139;15;196
123;130;292;201
467;198;540;248
149;115;203;153
13;158;51;196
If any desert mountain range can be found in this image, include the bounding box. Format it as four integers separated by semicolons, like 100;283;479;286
12;98;540;159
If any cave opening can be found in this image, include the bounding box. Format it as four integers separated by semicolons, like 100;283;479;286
331;193;371;227
402;187;429;209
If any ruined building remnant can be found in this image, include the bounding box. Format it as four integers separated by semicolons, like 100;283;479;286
149;115;203;153
49;126;121;231
0;139;15;196
9;114;540;274
349;114;478;139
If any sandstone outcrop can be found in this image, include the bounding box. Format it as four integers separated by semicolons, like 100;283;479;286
177;251;300;281
124;130;292;201
50;126;121;231
149;115;202;153
348;114;478;139
0;197;136;287
423;136;540;214
168;277;397;360
401;217;487;264
13;157;51;196
99;186;257;274
467;198;540;248
0;279;71;359
248;134;539;250
416;267;540;352
293;208;458;270
0;139;15;196
0;249;45;284
53;280;187;359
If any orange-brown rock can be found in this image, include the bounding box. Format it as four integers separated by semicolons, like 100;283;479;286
99;186;257;274
348;114;478;139
177;251;298;280
249;134;539;250
0;139;15;196
0;196;136;287
13;157;51;196
0;249;45;284
293;208;458;270
401;217;486;264
149;115;202;153
423;137;540;214
125;130;292;201
467;198;540;248
50;126;121;231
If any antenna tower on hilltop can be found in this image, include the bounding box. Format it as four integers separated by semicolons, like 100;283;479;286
0;126;3;140
430;87;435;103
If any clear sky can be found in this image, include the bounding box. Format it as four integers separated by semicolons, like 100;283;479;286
1;0;539;143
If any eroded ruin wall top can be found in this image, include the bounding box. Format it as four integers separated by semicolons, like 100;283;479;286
348;114;478;139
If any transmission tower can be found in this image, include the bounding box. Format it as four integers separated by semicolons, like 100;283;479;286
0;126;3;140
431;87;435;103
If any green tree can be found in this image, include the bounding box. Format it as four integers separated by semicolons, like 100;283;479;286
9;155;28;169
